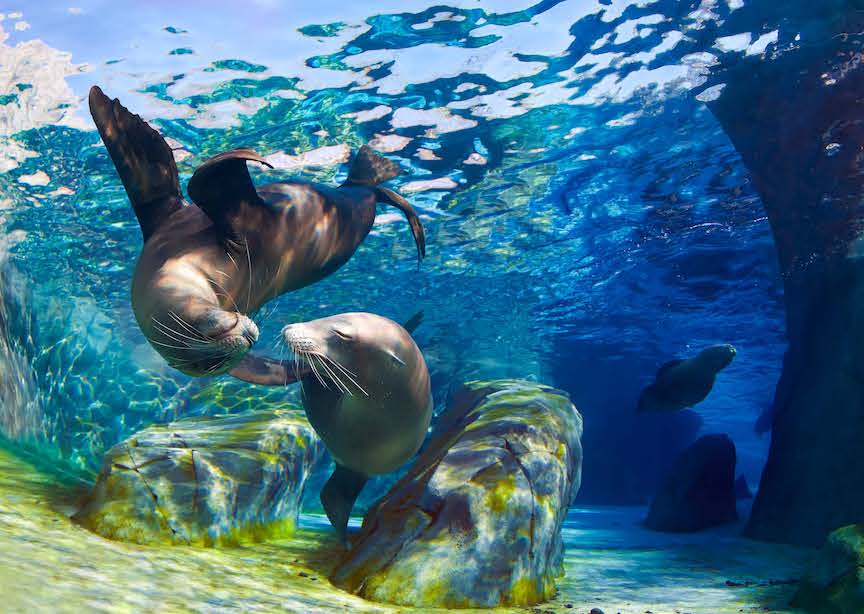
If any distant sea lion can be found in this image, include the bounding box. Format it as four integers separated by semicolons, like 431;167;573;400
89;86;425;376
637;344;736;412
234;312;432;541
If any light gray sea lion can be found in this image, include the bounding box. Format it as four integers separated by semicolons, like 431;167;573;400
89;85;425;377
637;344;736;412
235;312;431;542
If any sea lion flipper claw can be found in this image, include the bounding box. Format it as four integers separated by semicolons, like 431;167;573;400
375;186;426;266
88;85;182;241
321;464;367;544
187;148;273;234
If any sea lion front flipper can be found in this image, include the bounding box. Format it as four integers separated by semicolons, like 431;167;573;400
228;353;308;386
320;463;368;544
402;310;424;335
375;186;426;265
187;149;273;236
88;86;182;242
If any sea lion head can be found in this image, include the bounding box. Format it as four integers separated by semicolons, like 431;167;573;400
697;344;737;372
282;312;431;475
133;254;260;377
282;312;422;400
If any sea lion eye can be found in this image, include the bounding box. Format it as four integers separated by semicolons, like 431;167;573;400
332;328;353;341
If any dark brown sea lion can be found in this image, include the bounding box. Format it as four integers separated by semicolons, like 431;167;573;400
233;312;432;542
89;86;425;376
637;344;736;412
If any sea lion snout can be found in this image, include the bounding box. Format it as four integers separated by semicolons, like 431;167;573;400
153;310;259;376
199;311;259;345
282;323;322;353
698;344;737;370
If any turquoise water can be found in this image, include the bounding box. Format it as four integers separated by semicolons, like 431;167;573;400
1;0;784;479
0;1;854;611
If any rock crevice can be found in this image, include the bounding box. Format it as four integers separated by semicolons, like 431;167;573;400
331;379;583;608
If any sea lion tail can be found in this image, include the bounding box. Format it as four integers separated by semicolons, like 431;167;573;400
374;186;426;267
321;464;368;546
345;144;401;186
88;85;182;241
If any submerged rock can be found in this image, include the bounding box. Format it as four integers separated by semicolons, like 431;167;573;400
644;434;737;532
74;408;324;546
331;379;583;608
792;524;864;613
710;9;864;547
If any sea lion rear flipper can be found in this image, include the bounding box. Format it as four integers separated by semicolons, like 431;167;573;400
375;186;426;266
321;464;367;544
88;85;182;241
345;144;400;186
187;149;273;237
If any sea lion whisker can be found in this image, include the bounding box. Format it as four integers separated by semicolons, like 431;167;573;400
319;352;368;396
314;354;352;396
243;236;253;313
148;338;192;351
321;352;360;380
206;356;231;374
152;316;195;343
150;317;199;345
167;310;213;341
319;352;368;397
226;251;240;272
151;317;212;346
309;355;330;390
305;351;329;389
205;276;242;315
289;347;305;393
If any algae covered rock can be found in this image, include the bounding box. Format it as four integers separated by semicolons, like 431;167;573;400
331;379;583;608
644;433;738;532
792;524;864;614
74;408;324;546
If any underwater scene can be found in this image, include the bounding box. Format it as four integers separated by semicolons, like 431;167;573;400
0;0;862;611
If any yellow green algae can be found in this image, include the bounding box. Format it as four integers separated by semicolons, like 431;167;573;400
0;445;816;612
74;408;322;547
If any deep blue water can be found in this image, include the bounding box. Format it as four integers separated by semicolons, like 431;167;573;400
0;0;835;506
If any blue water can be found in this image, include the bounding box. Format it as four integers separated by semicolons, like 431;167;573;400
0;1;825;517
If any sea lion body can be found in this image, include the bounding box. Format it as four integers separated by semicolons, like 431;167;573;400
89;85;424;376
282;312;432;540
638;344;736;412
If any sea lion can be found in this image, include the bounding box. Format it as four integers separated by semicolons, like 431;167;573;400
234;312;432;541
89;85;425;377
637;344;736;412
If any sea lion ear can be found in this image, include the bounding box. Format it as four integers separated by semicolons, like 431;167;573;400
187;148;273;235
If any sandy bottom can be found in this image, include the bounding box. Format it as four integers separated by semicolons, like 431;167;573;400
0;447;811;613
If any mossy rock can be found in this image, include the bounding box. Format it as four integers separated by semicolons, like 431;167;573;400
331;379;583;608
793;524;864;613
74;408;325;546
